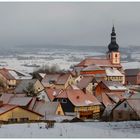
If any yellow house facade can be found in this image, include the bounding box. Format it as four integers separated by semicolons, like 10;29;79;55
34;80;44;93
0;73;16;89
55;103;64;115
74;105;100;119
0;105;43;122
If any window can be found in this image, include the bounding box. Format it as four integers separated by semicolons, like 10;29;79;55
20;118;29;122
8;118;17;123
115;54;118;57
124;103;127;108
62;99;67;103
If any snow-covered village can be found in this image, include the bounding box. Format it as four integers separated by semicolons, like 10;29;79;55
0;2;140;138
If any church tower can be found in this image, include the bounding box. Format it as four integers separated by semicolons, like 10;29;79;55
107;25;120;65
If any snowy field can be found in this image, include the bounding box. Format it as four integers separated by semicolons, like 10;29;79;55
0;46;139;74
0;121;140;138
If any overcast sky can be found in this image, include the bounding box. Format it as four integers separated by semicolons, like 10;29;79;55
0;2;140;48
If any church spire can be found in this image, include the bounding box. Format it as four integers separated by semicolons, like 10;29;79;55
108;25;119;52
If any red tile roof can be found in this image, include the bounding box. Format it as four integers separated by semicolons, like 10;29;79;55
67;89;101;107
45;88;62;101
75;57;122;68
8;97;32;106
42;73;71;86
0;68;15;80
0;93;14;104
56;90;68;98
77;76;94;89
0;104;43;116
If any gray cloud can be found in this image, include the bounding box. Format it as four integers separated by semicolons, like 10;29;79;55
0;2;140;47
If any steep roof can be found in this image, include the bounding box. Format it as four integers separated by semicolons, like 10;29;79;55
56;73;71;85
0;93;14;104
42;74;60;86
67;89;101;107
42;73;71;86
33;101;60;116
8;97;32;106
125;68;140;76
56;90;68;98
102;80;127;91
0;68;15;80
77;76;94;89
127;99;140;117
45;88;62;101
15;79;37;93
75;57;122;68
8;70;31;80
0;104;43;116
81;65;104;72
0;104;17;115
105;68;123;76
129;93;140;99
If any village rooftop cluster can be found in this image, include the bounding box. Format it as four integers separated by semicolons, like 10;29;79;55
0;26;140;123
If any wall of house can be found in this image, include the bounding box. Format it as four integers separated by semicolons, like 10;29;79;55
75;105;100;119
86;83;93;94
56;104;64;115
110;52;120;64
80;70;105;75
0;73;7;88
112;101;139;121
0;73;16;89
106;76;124;84
125;76;137;85
54;98;75;113
95;82;109;97
0;107;42;121
34;80;44;93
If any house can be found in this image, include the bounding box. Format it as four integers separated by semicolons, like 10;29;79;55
8;96;33;107
0;68;32;89
32;101;64;120
0;68;16;89
125;68;140;85
52;88;101;119
111;94;140;121
77;76;95;94
45;88;62;101
0;93;36;108
37;90;50;102
0;104;43;122
15;79;44;94
32;72;46;81
105;68;125;84
74;26;124;77
42;73;74;89
95;80;127;97
53;89;75;113
80;65;105;75
66;89;101;119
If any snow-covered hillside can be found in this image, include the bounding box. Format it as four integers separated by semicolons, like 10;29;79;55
0;121;140;138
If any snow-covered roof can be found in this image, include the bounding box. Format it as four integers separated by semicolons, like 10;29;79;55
102;81;127;91
108;85;127;91
105;68;123;77
8;97;32;106
8;70;32;80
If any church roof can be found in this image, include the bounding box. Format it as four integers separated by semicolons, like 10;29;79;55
75;57;122;68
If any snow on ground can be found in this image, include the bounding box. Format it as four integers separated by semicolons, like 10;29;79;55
122;61;140;69
0;121;140;138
